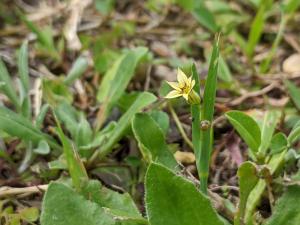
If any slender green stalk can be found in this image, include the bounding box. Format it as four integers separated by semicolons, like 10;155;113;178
168;103;193;149
191;65;201;187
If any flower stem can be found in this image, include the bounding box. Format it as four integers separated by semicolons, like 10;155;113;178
168;103;193;149
191;34;220;195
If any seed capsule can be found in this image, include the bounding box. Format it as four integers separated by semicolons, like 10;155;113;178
200;120;210;130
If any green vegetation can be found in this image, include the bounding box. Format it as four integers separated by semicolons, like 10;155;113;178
0;1;300;225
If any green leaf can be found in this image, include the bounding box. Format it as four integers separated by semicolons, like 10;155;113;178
284;80;300;110
80;180;145;223
42;78;73;106
55;102;78;137
192;3;218;32
259;12;287;73
288;121;300;145
64;56;88;86
218;54;232;82
0;58;20;109
148;110;169;135
91;92;157;161
35;104;50;129
95;0;115;15
266;185;300;225
202;37;220;122
283;0;300;14
132;113;177;170
235;161;258;225
258;110;280;155
199;37;220;193
33;140;50;155
19;11;59;60
245;150;287;223
246;0;273;57
17;41;29;93
270;132;288;155
54;115;88;190
41;182;115;225
145;163;224;225
0;106;59;149
191;63;201;176
16;41;31;118
97;47;148;116
19;207;39;222
176;0;195;11
226;110;261;153
80;122;116;151
75;114;93;148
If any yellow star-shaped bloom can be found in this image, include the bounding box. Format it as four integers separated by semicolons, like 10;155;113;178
165;68;200;105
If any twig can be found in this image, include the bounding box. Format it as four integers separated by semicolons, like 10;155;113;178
0;185;48;198
229;82;279;106
144;65;152;91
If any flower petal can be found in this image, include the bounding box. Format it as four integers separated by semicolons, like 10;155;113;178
177;68;188;85
190;79;195;89
166;81;181;91
165;90;182;99
182;93;189;100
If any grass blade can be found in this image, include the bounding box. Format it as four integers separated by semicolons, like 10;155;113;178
89;92;157;165
17;41;31;118
64;56;88;86
284;79;300;110
0;106;59;149
18;41;29;93
192;3;218;33
0;58;20;109
96;47;148;129
246;0;272;57
199;34;220;194
54;114;88;190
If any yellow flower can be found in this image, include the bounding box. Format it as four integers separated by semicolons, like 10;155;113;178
165;68;200;105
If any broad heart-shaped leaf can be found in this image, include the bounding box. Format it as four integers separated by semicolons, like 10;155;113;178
80;180;145;223
132;113;177;170
40;182;116;225
41;181;145;225
235;161;258;225
226;111;261;154
145;163;224;225
266;185;300;225
148;110;169;135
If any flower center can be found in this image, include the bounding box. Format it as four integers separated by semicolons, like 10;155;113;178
180;83;191;95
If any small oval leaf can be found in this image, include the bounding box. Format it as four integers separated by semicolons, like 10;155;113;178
270;132;288;155
226;111;261;153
